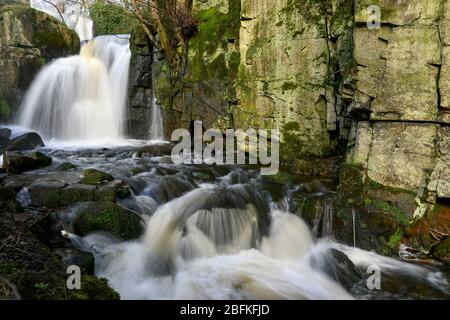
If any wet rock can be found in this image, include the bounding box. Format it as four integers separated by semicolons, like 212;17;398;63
4;132;44;151
0;185;19;212
0;275;21;300
29;180;66;207
310;248;363;291
56;162;77;171
0;135;10;150
431;238;450;265
72;201;143;240
80;168;114;185
60;184;96;206
95;180;122;202
0;128;11;138
58;248;95;274
3;151;52;173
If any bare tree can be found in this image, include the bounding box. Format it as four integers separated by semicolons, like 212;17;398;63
127;0;198;80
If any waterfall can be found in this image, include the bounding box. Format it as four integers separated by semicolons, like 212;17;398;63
17;35;131;141
150;96;164;141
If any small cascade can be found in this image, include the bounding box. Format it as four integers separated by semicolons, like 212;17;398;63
17;35;131;141
352;208;356;247
150;96;164;141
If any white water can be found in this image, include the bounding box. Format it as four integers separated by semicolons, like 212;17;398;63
66;181;448;300
150;96;164;141
17;35;131;142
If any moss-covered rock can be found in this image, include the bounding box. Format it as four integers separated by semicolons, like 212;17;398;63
29;179;66;207
57;162;77;171
60;184;96;206
0;5;79;123
67;275;120;300
3;151;52;173
81;169;114;185
73;201;143;240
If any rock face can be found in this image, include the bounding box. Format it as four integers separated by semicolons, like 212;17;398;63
345;0;450;218
150;0;354;167
127;28;155;139
0;4;79;123
141;0;450;252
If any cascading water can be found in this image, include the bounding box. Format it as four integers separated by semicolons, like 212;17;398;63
150;96;164;141
57;153;449;300
17;35;131;142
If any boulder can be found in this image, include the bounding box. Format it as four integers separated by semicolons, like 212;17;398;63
310;248;363;291
80;169;114;185
29;180;66;207
4;132;44;151
59;184;96;206
0;135;10;149
0;128;11;138
56;162;77;171
72;201;143;240
95;180;122;202
3;151;52;173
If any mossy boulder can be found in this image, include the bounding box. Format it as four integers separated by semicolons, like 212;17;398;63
57;162;77;171
3;151;52;173
29;180;66;207
60;184;96;206
81;169;114;185
73;201;143;240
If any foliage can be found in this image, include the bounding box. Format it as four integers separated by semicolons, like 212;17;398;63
90;0;138;35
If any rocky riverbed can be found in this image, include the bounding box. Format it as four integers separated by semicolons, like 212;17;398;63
0;128;449;300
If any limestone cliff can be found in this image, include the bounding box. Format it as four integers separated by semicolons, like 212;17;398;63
147;0;449;202
0;3;79;123
139;0;450;254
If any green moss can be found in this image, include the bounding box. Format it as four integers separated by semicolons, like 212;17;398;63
57;162;77;171
0;98;11;117
81;169;114;185
67;275;120;300
281;81;298;92
73;201;142;240
387;229;403;250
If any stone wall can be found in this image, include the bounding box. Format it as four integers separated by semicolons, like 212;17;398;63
0;4;79;123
